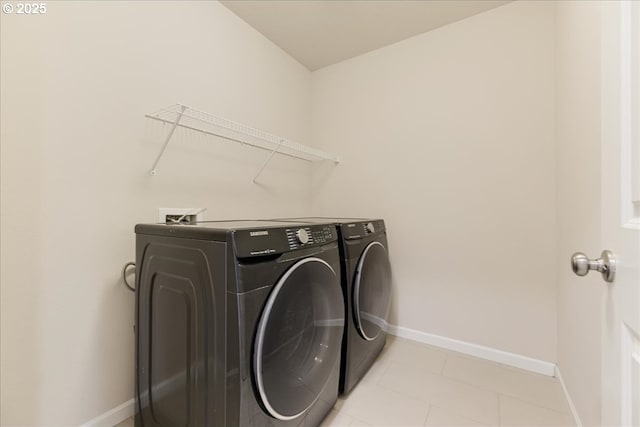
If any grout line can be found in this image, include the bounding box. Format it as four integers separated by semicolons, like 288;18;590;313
426;404;494;427
339;380;433;426
555;366;583;427
438;365;570;416
376;360;392;384
380;359;498;426
423;404;432;426
387;338;572;421
439;351;449;375
499;393;576;426
348;415;369;427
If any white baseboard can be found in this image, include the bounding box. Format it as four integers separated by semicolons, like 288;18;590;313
387;324;557;377
555;366;583;427
79;398;134;427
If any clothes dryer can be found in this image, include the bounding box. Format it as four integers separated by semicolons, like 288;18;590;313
276;218;392;395
134;220;344;426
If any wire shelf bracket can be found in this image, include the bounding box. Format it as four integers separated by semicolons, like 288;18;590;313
145;104;339;180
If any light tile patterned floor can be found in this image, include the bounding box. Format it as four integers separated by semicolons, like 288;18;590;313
115;336;575;427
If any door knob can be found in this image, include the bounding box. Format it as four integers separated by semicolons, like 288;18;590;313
571;250;616;283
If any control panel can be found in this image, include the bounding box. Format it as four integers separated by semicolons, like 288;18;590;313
341;219;386;240
235;224;337;258
286;225;335;250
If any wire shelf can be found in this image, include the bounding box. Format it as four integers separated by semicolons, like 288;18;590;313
145;104;339;180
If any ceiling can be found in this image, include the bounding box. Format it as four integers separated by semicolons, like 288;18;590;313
221;0;512;71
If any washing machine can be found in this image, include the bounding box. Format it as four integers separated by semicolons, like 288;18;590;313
134;220;344;426
276;218;392;395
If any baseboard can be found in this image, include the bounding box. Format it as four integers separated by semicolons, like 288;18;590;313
79;398;134;427
80;328;557;426
388;324;557;377
555;366;583;427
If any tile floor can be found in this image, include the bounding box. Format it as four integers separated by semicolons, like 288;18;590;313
115;336;575;427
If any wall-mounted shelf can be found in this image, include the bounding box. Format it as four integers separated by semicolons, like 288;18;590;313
145;104;339;182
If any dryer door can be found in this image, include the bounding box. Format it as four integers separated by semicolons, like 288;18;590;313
254;257;344;421
353;241;392;341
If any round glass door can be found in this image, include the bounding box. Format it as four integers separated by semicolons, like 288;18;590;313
253;257;344;421
353;242;392;341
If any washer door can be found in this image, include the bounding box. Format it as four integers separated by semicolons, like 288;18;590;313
254;257;344;421
353;241;392;341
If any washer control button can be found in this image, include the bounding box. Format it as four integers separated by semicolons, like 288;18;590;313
365;222;375;233
296;228;310;244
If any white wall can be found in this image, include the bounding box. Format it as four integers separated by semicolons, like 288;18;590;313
2;1;610;425
310;1;557;362
0;2;312;425
555;2;604;426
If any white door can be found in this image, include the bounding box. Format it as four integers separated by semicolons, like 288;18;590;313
601;1;640;425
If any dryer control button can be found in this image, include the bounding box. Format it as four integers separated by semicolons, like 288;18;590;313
296;228;310;244
365;222;375;233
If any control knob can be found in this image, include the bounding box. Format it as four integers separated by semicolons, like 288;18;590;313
296;228;309;244
365;222;375;233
